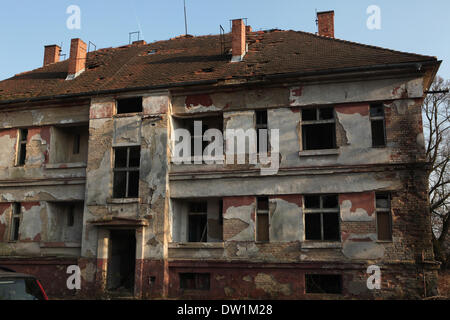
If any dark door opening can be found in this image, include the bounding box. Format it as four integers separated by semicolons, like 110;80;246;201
107;230;136;294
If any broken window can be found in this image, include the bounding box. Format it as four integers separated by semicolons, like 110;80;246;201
370;104;386;147
305;274;342;294
376;193;392;241
16;129;28;166
301;107;336;150
304;195;340;241
188;202;207;242
179;273;210;290
256;110;268;153
113;146;141;198
10;203;21;242
116;97;143;114
256;196;269;242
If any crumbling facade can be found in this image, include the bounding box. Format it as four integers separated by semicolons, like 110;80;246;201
0;11;442;299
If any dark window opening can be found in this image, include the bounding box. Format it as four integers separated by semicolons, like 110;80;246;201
256;110;269;153
301;107;336;151
370;104;386;147
302;123;336;150
305;274;342;294
113;146;140;198
10;203;21;242
304;195;340;241
179;273;210;290
116;97;143;114
67;205;75;227
73;134;81;154
219;200;223;226
177;116;223;158
376;193;392;241
17;129;28;166
188;202;207;242
256;196;269;242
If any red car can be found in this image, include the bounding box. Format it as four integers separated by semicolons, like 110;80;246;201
0;267;48;300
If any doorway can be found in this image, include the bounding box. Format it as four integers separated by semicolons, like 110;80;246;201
107;230;136;294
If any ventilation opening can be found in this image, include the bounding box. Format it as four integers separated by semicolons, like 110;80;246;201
305;274;342;294
117;97;143;114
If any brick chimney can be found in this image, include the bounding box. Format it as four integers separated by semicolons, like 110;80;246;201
43;45;61;67
317;10;335;38
67;38;87;80
231;19;246;62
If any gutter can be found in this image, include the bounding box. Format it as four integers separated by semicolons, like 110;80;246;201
0;59;440;106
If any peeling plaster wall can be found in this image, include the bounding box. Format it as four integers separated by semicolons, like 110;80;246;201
289;77;423;106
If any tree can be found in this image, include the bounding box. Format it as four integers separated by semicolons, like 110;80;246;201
423;76;450;268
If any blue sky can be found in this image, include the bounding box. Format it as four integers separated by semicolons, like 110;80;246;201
0;0;449;81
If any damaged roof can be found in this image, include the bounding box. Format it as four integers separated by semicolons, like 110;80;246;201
0;29;438;103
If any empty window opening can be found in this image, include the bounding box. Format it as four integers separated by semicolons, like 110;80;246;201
116;97;143;114
113;146;141;198
179;273;210;290
47;202;84;243
256;196;269;242
370;104;386;147
16;129;28;166
51;125;88;164
305;274;342;294
304;195;340;241
302;107;336;150
172;115;223;159
188;202;207;242
172;198;223;243
107;230;136;293
256;110;268;153
376;193;392;241
10;203;21;242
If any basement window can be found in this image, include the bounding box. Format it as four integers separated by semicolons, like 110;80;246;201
188;202;207;242
16;129;28;166
370;104;386;147
116;97;143;114
301;107;336;150
304;195;340;241
305;274;342;294
113;146;141;198
256;197;270;242
376;193;392;241
256;110;269;153
179;273;210;291
9;203;21;242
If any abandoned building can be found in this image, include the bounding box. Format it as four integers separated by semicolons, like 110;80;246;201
0;11;442;299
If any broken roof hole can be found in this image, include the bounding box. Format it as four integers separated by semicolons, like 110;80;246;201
148;49;157;55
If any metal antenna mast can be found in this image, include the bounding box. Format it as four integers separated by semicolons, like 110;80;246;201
184;0;188;35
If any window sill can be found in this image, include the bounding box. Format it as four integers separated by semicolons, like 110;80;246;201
113;112;143;118
299;149;340;157
302;241;342;249
45;162;87;169
169;242;225;249
107;198;141;204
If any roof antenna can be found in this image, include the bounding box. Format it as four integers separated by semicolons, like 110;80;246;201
129;31;140;44
59;42;67;60
183;0;188;35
